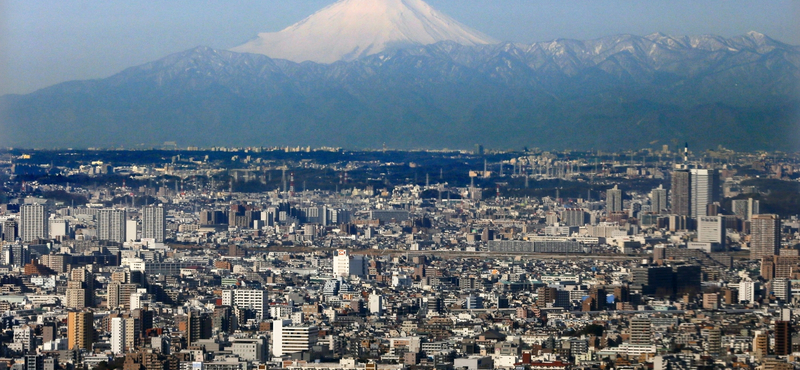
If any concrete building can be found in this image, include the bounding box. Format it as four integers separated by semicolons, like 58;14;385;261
750;214;780;260
606;185;623;213
20;204;48;242
68;311;93;350
272;319;318;358
221;289;268;320
98;209;126;243
333;249;367;277
142;206;165;243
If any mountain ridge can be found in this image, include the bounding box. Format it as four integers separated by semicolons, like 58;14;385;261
1;32;798;151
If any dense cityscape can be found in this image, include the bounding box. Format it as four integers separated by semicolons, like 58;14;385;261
1;145;800;370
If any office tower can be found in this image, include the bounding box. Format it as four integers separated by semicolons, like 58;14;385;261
629;317;652;345
750;214;781;260
673;265;702;296
20;204;48;242
111;317;126;354
98;209;126;243
671;169;691;216
690;169;720;219
272;319;319;357
606;185;622;213
732;198;760;221
775;321;792;355
333;249;367;277
141;206;165;242
631;265;674;298
221;289;268;320
3;219;17;242
67;311;93;350
650;185;668;214
697;216;725;247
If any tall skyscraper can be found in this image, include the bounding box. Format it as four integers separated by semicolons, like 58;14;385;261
98;209;126;243
671;169;691;216
650;185;668;214
689;169;720;219
68;311;93;350
141;206;165;243
20;204;48;242
750;214;781;260
606;185;623;213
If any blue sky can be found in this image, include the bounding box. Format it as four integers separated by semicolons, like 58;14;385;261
0;0;797;96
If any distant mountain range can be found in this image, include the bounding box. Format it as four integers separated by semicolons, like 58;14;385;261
0;1;798;151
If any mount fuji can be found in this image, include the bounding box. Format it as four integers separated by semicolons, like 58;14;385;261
231;0;497;63
0;0;798;150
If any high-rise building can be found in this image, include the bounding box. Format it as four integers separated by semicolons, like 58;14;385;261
126;220;138;242
333;249;367;277
368;293;384;315
3;219;17;242
775;321;792;355
750;214;781;260
98;209;127;243
690;169;720;219
49;217;68;240
706;328;722;356
650;185;668;214
70;268;95;308
606;185;622;213
697;216;725;247
754;331;769;359
68;311;93;350
141;206;165;243
732;198;760;220
562;209;588;227
272;319;319;357
187;312;212;345
20;204;48;242
739;280;758;303
111;317;126;354
221;289;268;320
629;317;652;346
671;170;691;216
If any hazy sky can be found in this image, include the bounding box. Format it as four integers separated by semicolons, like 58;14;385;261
1;0;798;96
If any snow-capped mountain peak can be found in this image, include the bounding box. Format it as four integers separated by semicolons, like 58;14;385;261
230;0;497;63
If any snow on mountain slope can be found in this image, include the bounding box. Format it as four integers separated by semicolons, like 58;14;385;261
230;0;497;63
